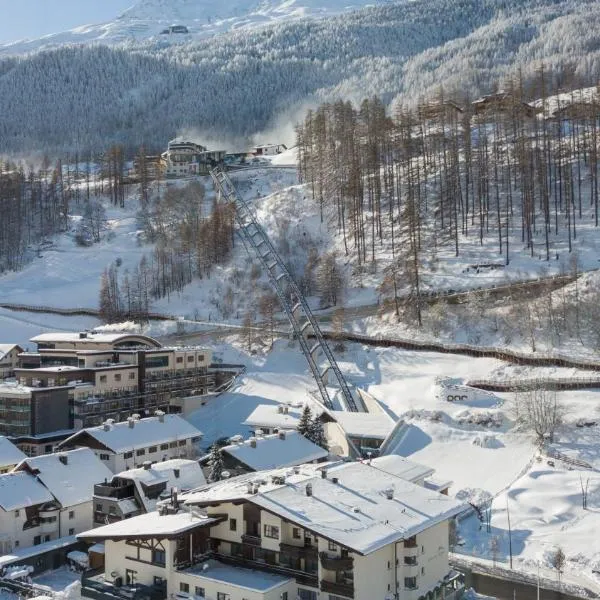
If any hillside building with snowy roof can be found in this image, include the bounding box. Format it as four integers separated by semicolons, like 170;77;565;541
78;455;464;600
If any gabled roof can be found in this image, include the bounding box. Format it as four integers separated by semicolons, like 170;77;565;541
0;471;54;511
115;459;206;511
58;415;202;454
15;448;113;507
242;404;302;430
184;456;465;555
0;436;27;469
78;510;220;540
0;344;23;362
221;431;327;471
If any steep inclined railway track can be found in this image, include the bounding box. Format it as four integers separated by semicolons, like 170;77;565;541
210;166;361;412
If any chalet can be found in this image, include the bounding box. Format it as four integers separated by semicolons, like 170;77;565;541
0;436;26;474
57;413;203;473
472;92;538;118
0;344;23;379
219;431;328;476
161;139;226;177
93;458;206;526
0;448;111;560
253;144;287;156
418;101;464;121
160;25;189;34
552;101;598;120
242;404;304;435
78;456;465;600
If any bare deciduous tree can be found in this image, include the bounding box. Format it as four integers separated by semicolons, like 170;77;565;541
515;385;564;444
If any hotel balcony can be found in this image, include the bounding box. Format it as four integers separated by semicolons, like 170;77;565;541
320;579;354;598
319;552;353;571
241;533;262;547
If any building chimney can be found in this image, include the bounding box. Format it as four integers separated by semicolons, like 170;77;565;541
155;410;165;423
58;454;68;466
79;332;88;339
128;417;135;429
332;477;339;484
278;431;286;440
103;422;110;432
321;469;327;479
249;438;257;448
172;487;179;510
143;461;152;470
305;483;313;497
174;468;180;478
283;406;289;415
384;488;394;500
247;482;254;494
277;405;284;414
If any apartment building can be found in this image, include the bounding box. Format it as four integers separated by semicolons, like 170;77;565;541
0;448;111;556
0;332;214;444
57;413;203;473
93;458;206;526
78;456;465;600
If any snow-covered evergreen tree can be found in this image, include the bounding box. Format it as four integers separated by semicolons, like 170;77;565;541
297;405;313;439
207;444;225;482
309;416;328;450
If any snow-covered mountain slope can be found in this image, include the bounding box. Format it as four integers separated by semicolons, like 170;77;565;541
0;0;393;56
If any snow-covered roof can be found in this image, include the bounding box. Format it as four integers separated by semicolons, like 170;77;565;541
369;455;435;483
116;459;206;511
0;535;77;568
15;448;113;507
59;415;202;454
183;559;292;592
0;471;54;511
30;332;160;347
0;436;27;469
78;510;220;540
222;431;327;471
242;404;302;430
329;410;395;439
0;344;21;362
185;456;465;555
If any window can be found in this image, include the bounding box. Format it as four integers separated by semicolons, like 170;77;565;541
95;503;102;511
14;510;19;517
198;355;205;362
297;590;317;600
178;440;186;447
149;446;157;453
124;451;133;459
160;443;169;450
33;536;41;546
44;535;50;542
136;448;146;456
176;357;183;364
154;577;164;587
99;375;107;383
328;541;337;551
14;541;19;548
281;594;288;600
264;524;279;539
229;518;237;531
292;527;301;539
114;374;122;382
108;506;117;515
404;556;418;565
194;587;205;598
129;372;136;380
169;442;177;448
152;549;166;566
179;583;189;593
99;454;110;461
404;577;417;590
68;528;75;535
69;511;75;519
146;356;169;368
216;593;230;600
187;356;194;363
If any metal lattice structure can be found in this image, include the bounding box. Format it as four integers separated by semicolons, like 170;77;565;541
211;167;360;412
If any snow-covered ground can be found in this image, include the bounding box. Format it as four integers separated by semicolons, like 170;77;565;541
0;0;391;56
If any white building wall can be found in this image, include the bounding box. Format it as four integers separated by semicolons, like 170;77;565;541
207;503;243;544
352;544;395;600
